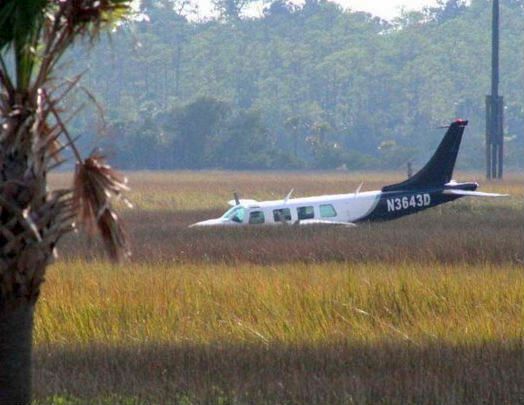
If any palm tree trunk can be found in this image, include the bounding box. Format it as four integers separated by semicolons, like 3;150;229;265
0;302;34;405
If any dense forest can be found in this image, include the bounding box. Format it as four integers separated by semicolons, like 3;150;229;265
68;0;524;171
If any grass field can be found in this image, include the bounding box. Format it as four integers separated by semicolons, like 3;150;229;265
33;171;524;404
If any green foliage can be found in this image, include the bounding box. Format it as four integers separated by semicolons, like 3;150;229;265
0;0;46;89
0;0;130;93
68;0;524;170
168;97;230;168
110;97;297;170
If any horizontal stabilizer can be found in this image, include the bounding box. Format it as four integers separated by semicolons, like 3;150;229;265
443;190;509;198
228;199;259;206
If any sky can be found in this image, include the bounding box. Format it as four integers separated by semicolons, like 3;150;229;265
230;0;444;21
335;0;441;19
143;0;447;21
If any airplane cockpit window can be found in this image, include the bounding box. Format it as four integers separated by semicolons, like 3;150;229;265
249;211;265;225
297;206;315;220
222;206;246;223
320;204;337;218
273;208;292;222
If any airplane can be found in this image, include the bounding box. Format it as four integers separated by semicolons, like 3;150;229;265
190;120;508;228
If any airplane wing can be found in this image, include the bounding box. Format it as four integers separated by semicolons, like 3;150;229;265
443;190;509;198
297;219;356;227
227;199;259;206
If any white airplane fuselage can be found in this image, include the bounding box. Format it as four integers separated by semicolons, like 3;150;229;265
190;120;507;228
192;191;382;227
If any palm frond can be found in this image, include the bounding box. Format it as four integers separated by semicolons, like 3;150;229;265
0;0;133;263
0;1;131;97
73;151;130;262
0;0;47;49
0;0;48;90
57;0;131;45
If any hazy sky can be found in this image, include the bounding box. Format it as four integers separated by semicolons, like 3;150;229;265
194;0;444;21
136;0;472;20
337;0;441;19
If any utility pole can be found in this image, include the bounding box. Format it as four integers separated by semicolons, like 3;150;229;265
486;0;504;179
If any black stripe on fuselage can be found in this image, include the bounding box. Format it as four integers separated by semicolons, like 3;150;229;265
358;189;461;222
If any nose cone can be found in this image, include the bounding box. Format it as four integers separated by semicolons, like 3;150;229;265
189;218;226;228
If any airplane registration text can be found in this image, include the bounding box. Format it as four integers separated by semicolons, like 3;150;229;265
386;194;431;212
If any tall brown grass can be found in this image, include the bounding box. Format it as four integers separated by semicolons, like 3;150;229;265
57;172;524;266
33;261;524;404
51;171;523;212
34;341;524;404
35;171;524;404
35;262;523;345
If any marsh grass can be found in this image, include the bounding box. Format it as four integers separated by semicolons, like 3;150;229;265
36;262;523;346
34;261;524;404
51;171;524;212
33;340;524;405
55;171;524;265
35;171;524;404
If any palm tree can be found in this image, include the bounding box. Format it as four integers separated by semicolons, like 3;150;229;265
0;1;131;403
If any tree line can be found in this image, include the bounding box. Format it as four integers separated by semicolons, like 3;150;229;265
70;0;524;170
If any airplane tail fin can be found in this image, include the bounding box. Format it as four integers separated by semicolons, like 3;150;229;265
382;119;468;192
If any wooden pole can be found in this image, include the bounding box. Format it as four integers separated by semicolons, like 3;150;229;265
486;0;503;179
491;0;499;99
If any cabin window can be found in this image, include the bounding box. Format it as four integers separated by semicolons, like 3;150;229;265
249;211;265;225
297;206;315;220
223;206;246;223
320;204;337;218
273;208;292;222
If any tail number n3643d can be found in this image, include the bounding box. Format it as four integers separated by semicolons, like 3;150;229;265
387;194;431;212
